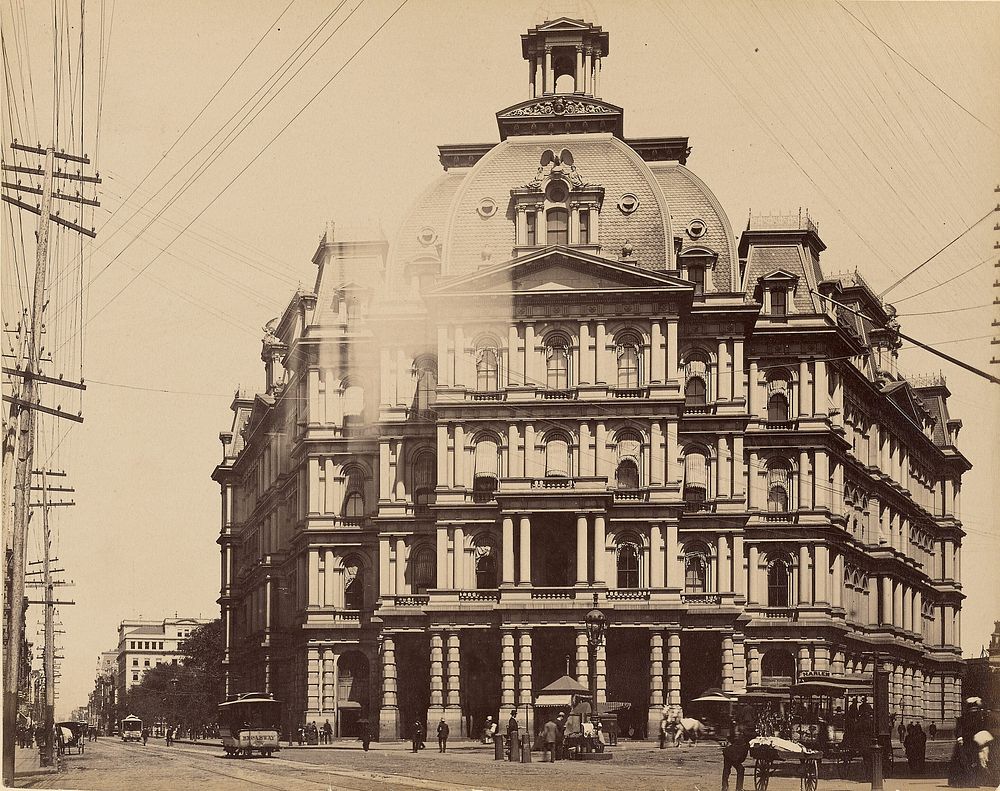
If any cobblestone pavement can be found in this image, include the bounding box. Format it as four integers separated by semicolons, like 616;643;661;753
13;738;959;791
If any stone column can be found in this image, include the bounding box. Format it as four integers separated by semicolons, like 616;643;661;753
893;580;903;629
518;630;534;723
574;45;583;92
309;549;320;607
380;635;399;740
650;523;665;588
718;534;730;592
868;576;878;626
651;321;665;384
501;629;516;708
666;631;681;706
747;645;762;688
665;522;680;589
831;552;843;609
798;450;811;510
814;360;827;414
519;515;532;586
395;537;406;595
718;339;731;401
429;632;446;719
544;47;553;94
747;544;759;605
814;544;828;605
436;526;448;592
324;549;335;607
322;648;335;714
575;629;589;687
502;517;515;585
881;576;892;625
814;451;829;509
647;631;665;736
902;585;912;633
666;319;679;381
798;545;811;605
732;435;744;499
747;360;758;416
593;515;607;585
797;645;812;675
453;525;465;592
667;420;679;484
595;321;608;384
913;589;922;635
722;635;735;692
748;451;759;510
576;515;589;585
650;421;664;486
832;650;846;675
583;47;592;95
379;536;392;597
733;535;745;598
446;632;463;736
732;339;745;402
814;644;830;672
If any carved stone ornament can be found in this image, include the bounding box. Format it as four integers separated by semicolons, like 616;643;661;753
474;542;495;559
505;98;614;118
523;147;589;190
344;563;359;587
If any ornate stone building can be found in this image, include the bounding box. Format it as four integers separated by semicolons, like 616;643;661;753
213;15;969;741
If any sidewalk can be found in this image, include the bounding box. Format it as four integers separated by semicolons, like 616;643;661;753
172;737;488;751
13;747;59;780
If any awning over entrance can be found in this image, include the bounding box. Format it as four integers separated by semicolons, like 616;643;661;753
534;674;590;709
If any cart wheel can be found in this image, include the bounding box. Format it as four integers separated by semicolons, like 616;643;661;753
801;758;819;791
754;759;771;791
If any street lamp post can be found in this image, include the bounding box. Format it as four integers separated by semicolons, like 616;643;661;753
584;593;607;733
169;677;179;738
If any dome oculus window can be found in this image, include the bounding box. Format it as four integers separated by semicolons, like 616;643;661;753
417;227;437;246
477;197;498;219
686;218;708;239
617;193;639;215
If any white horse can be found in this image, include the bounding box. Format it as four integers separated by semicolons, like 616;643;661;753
662;706;706;747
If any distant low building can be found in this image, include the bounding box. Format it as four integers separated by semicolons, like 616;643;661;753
964;620;1000;710
115;617;212;706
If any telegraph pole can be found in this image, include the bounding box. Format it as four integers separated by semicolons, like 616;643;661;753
24;469;74;767
1;138;94;781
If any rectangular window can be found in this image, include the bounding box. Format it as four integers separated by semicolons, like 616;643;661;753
132;659;138;666
130;642;135;650
546;208;569;245
144;660;150;667
525;211;536;245
690;267;705;296
579;210;590;244
772;288;787;316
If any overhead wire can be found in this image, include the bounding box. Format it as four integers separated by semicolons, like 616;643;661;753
836;0;998;136
64;0;411;344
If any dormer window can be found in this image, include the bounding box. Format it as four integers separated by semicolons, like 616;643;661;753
689;266;705;296
547;207;569;245
772;288;787;317
678;248;717;296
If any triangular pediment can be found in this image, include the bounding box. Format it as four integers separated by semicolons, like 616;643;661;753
537;17;594;32
429;247;694;298
882;380;929;427
759;269;799;282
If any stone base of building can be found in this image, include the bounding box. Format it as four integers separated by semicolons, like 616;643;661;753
379;707;398;741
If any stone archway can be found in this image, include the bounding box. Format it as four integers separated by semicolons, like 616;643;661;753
336;651;370;737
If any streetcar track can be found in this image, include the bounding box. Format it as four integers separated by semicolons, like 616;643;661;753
102;739;511;791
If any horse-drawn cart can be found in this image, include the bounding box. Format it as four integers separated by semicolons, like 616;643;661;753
749;737;821;791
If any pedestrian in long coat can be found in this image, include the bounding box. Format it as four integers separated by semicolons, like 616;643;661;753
437;719;449;752
361;721;372;752
542;718;558;763
411;720;424;752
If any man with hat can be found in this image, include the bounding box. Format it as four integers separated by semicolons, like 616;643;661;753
437;717;450;753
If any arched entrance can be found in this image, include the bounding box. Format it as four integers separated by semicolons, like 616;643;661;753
336;651;369;737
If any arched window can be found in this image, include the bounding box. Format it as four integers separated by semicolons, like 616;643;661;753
761;648;795;680
615;430;642;489
411;547;436;594
616;541;641;589
683;449;709;510
767;460;791;512
615;460;639;490
344;560;364;610
344;468;365;517
544;433;570;477
684;377;706;406
476;346;499;392
473;537;498;589
545;336;570;389
616;341;640;388
684;547;709;593
767;392;789;422
547;208;569;245
414;359;437;412
412;451;436;511
766;559;791;607
473;436;499;500
343;381;364;418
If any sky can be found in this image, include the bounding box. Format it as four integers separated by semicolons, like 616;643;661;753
1;0;998;719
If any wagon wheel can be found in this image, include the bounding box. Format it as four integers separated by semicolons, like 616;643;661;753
754;758;771;791
801;757;819;791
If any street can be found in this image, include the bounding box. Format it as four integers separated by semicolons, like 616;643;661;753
13;738;962;791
